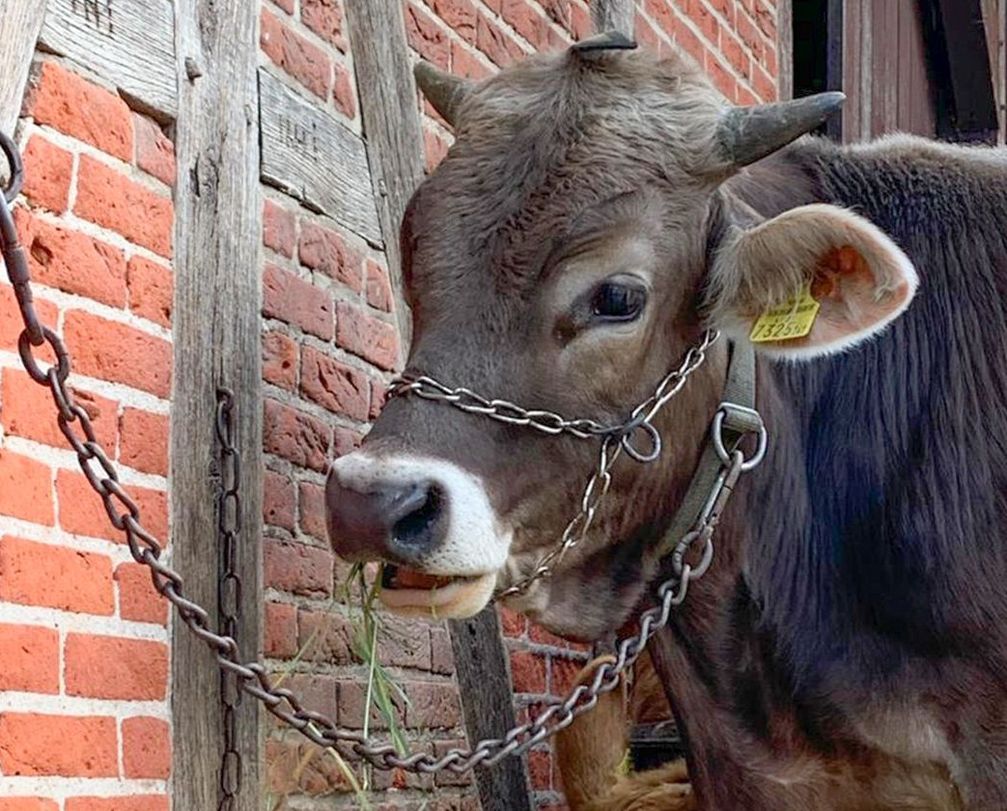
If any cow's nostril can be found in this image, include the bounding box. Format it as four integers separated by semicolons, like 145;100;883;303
391;484;443;552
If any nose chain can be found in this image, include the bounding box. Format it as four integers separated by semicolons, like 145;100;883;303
389;329;722;599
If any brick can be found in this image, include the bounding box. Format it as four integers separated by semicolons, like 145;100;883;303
121;717;170;779
0;450;51;524
722;29;750;80
263;199;296;257
332;425;363;458
706;0;736;25
298;221;363;291
65;634;168;700
405;681;461;729
752;61;776;103
263;398;330;471
430;626;454;674
500;0;549;47
0;284;57;348
499;606;527;638
261;8;332;99
528;748;551;791
119;408;169;476
0;800;59;811
297;480;328;541
127;255;173;328
263;468;296;531
450;40;491;80
14;207;127;307
0;714;117;776
369;380;388;420
528;623;571;648
266;736;355;796
406;2;450;68
75;155;173;257
263;264;333;340
432;740;472;787
706;52;738;102
21;135;72;213
282;673;340;721
549;655;585;696
264;600;298;658
297;608;354;664
262;331;298;390
134;115;175;186
339;680;405;729
263;538;334;597
57;470;169;545
477;14;524;66
332;63;357;120
335;302;398;370
685;0;720;44
64;310;172;397
65;799;168;811
736;10;766;64
300;346;369;420
0;624;59;693
0;533;114;614
25;62;132;161
569;3;591;39
1;368;117;450
378;616;432;669
302;0;347;50
270;0;295;12
428;0;478;43
115;562;168;625
424;127;451;172
510;651;547;693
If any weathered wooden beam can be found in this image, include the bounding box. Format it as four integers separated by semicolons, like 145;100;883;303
39;0;177;120
777;0;794;101
591;0;635;37
171;0;262;808
0;0;48;134
259;68;382;246
450;610;535;811
343;0;420;351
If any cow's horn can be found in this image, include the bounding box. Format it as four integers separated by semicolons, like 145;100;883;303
414;61;470;126
719;92;846;168
571;30;638;55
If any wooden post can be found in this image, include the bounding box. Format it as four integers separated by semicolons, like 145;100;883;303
450;611;535;811
170;0;263;808
591;0;635;37
0;0;48;134
777;0;794;101
344;2;533;807
344;0;419;351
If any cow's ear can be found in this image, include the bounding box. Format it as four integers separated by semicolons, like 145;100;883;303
708;204;918;359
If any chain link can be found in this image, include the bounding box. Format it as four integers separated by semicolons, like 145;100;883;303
393;329;722;599
0;129;765;776
215;388;243;809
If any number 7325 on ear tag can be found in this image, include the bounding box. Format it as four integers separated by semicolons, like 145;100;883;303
750;286;821;343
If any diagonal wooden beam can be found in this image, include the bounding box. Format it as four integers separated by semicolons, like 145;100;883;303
0;0;49;134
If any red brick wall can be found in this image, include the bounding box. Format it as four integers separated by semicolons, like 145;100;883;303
0;58;174;810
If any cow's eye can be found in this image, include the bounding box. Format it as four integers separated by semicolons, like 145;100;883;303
591;281;646;321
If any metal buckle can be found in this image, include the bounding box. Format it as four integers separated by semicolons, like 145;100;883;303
712;402;767;471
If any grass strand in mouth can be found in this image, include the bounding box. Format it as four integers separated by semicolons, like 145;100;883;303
343;562;411;759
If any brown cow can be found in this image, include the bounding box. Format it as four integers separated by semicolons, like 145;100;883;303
326;35;1007;810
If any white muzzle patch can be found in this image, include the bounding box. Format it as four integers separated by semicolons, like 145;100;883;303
329;452;512;575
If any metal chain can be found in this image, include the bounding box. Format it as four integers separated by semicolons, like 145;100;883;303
215;388;242;810
394;330;722;599
0;129;763;775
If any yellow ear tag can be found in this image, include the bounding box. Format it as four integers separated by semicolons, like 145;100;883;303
750;286;821;343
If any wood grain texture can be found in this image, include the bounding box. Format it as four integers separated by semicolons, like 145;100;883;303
343;0;420;351
0;0;48;134
777;0;794;101
40;0;176;119
259;68;381;245
171;0;262;808
450;610;535;811
591;0;635;37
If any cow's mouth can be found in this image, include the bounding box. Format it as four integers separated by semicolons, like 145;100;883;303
379;564;496;618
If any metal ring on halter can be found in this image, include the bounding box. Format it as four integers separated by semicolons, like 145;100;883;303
712;406;767;471
0;130;24;203
621;420;662;463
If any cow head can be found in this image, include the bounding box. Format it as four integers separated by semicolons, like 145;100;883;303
325;38;917;639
